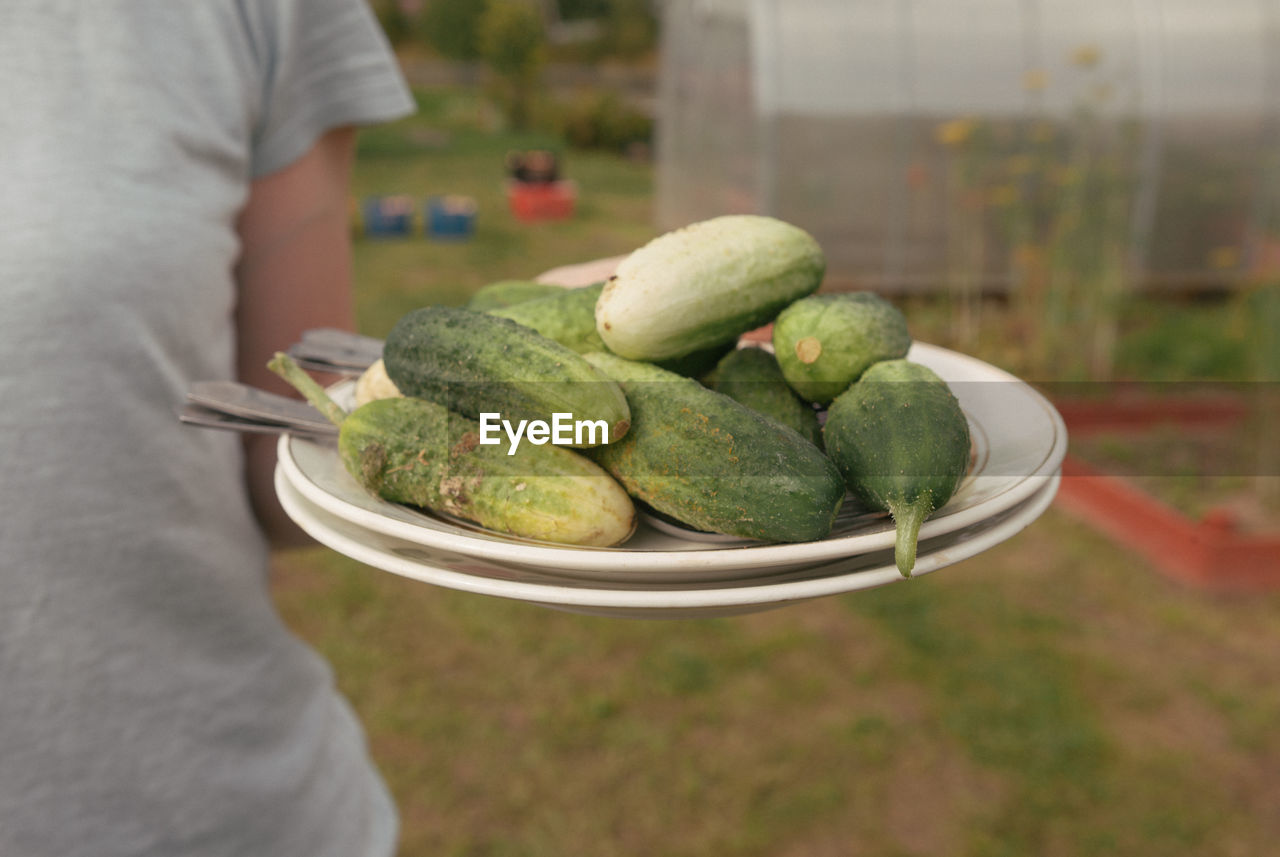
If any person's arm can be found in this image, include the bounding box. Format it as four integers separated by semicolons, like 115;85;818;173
535;255;626;287
234;126;358;547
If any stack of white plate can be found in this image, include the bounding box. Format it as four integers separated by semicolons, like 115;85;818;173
274;343;1067;619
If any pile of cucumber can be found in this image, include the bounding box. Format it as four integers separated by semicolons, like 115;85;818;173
271;214;970;576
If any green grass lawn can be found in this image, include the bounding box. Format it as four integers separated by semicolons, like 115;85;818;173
272;88;1280;856
273;510;1280;857
348;88;656;336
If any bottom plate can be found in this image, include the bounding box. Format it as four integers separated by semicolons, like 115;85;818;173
275;466;1061;619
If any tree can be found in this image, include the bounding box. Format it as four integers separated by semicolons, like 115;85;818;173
370;0;415;45
602;0;658;59
422;0;486;61
478;0;547;130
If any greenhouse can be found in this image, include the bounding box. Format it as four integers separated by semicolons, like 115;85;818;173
655;0;1280;293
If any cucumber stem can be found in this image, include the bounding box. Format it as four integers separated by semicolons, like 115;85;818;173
266;352;348;426
888;495;932;578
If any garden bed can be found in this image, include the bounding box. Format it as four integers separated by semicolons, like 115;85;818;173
1054;392;1280;590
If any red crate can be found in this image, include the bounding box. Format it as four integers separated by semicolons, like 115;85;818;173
507;180;576;222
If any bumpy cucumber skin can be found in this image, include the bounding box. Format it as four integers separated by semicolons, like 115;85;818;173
596;215;825;361
383;306;631;445
773;292;912;405
708;346;823;447
822;359;971;575
466;279;566;311
339;397;636;547
582;351;845;543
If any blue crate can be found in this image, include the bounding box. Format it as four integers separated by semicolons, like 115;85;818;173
426;195;477;241
361;195;415;237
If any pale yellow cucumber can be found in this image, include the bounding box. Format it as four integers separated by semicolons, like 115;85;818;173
595;215;825;361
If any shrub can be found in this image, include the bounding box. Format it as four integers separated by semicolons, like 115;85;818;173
558;89;652;152
422;0;486;61
371;0;416;45
477;0;547;130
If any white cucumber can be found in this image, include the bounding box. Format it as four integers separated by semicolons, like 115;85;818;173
595;215;825;361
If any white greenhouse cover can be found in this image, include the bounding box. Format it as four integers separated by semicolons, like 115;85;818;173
656;0;1280;292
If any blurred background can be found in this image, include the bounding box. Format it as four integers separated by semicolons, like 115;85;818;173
272;2;1280;854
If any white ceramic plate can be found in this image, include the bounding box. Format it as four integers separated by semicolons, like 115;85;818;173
276;342;1066;581
274;466;1061;619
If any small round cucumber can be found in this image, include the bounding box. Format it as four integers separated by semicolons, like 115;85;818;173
823;359;971;576
707;346;822;447
772;292;911;405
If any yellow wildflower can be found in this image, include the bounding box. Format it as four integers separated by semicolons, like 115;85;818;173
1013;244;1044;268
1007;155;1036;176
1071;44;1101;68
1050;164;1080;186
936;118;976;148
1209;247;1240;269
989;185;1020;207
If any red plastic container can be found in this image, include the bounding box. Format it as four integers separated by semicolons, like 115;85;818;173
507;180;577;222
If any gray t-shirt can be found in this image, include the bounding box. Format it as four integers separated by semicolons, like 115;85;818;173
0;2;413;855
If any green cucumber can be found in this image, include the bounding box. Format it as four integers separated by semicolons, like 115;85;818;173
383;306;630;446
653;342;737;379
490;283;608;354
466;279;566;311
822;359;971;577
772;292;912;405
708;346;822;447
582;351;845;542
490;282;735;377
596;215;825;361
268;354;636;547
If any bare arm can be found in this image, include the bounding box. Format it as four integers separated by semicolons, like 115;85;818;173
234;127;358;547
535;255;626;287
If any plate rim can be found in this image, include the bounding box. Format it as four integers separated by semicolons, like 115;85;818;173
274;466;1061;611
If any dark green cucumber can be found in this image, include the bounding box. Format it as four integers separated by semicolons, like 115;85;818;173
772;292;912;404
582;351;845;542
654;341;737;379
822;359;971;576
465;279;566;311
707;346;822;447
268;354;636;546
490;282;735;377
383;306;630;446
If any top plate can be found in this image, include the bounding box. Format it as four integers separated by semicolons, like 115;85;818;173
277;342;1066;581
